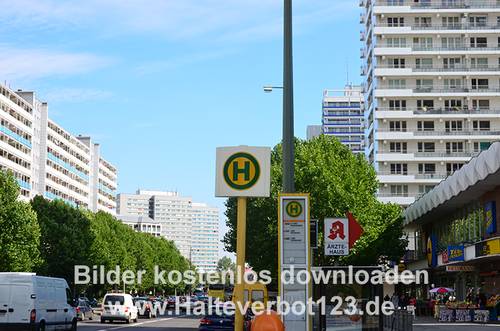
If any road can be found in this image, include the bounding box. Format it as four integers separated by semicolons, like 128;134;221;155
414;322;500;330
78;314;199;331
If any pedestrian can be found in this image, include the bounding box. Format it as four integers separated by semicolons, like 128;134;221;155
391;293;399;309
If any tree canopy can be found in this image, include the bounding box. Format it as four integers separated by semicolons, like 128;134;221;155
0;171;41;272
223;135;407;283
0;170;192;297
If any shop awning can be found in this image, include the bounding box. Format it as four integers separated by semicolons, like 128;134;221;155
405;142;500;226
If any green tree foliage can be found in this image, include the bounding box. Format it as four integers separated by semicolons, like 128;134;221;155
217;256;235;273
0;171;192;296
32;196;94;286
223;136;407;280
0;171;41;272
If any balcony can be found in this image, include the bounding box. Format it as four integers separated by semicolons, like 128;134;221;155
378;85;500;94
374;0;500;9
413;130;500;136
376;107;499;115
378;149;480;158
376;64;500;73
375;44;500;53
378;171;448;179
376;22;500;31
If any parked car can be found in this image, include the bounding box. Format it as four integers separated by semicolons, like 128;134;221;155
0;272;77;331
75;298;95;321
101;293;138;324
166;296;176;309
199;310;252;330
132;297;157;319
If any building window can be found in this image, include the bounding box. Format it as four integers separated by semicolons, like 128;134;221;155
389;121;407;132
417;99;434;111
390;185;408;197
418;163;436;174
445;120;463;132
390;163;408;175
446;142;464;153
417;121;434;132
472;120;490;131
446;163;464;175
390;142;407;153
389;100;406;110
418;142;435;153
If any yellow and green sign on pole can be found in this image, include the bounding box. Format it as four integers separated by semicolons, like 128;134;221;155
216;146;271;331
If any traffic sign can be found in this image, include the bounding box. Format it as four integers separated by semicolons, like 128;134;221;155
278;194;311;331
215;146;270;197
324;218;349;256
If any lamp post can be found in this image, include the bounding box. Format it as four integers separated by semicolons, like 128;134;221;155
283;0;295;193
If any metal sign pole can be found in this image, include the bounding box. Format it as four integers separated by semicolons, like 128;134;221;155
234;197;247;331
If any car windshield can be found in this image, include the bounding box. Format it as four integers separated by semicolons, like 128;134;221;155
104;295;125;305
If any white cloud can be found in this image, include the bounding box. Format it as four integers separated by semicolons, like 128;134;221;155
0;45;112;81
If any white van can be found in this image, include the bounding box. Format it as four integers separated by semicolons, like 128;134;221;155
101;293;138;324
0;272;77;331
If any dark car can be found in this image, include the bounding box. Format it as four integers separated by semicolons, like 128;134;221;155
75;298;95;321
133;297;157;318
166;296;176;309
199;311;252;330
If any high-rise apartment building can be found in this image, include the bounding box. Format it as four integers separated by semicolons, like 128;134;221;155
322;85;365;153
117;190;219;272
361;0;500;206
0;83;117;213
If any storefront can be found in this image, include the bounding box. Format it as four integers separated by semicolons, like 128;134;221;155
403;142;500;323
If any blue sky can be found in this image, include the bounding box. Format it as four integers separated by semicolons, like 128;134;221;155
0;0;360;255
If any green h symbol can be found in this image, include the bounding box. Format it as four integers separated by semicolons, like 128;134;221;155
232;160;250;181
289;203;300;215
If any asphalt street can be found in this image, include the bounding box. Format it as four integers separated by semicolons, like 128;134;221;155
414;322;500;330
78;314;200;331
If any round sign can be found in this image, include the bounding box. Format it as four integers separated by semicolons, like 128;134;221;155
223;152;260;190
286;201;303;218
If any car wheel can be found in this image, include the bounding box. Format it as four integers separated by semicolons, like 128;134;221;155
38;321;46;331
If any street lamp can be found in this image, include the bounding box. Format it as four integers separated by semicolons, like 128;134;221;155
282;0;295;193
263;85;283;93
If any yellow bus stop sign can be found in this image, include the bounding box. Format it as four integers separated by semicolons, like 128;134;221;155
223;152;260;190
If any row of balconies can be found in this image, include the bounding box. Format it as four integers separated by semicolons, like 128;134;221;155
373;0;500;10
377;149;480;157
377;128;500;135
375;64;500;72
376;107;500;114
375;23;500;31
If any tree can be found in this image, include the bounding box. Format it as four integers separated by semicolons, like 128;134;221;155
217;256;236;273
0;170;41;271
31;196;94;288
223;135;407;282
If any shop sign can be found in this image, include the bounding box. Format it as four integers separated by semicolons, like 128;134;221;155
447;245;465;262
475;238;500;257
446;265;475;272
485;201;497;235
427;234;437;268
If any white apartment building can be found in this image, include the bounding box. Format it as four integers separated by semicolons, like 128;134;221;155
117;190;220;272
361;0;500;206
322;85;365;153
117;215;162;237
191;203;219;272
0;83;117;213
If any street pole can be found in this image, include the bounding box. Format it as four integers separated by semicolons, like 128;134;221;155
234;197;247;331
283;0;295;193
